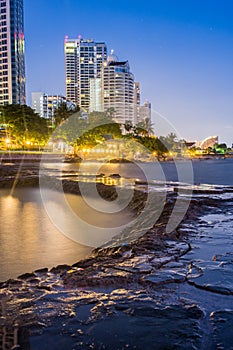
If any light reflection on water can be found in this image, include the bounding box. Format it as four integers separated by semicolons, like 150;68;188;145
43;158;233;185
0;188;93;281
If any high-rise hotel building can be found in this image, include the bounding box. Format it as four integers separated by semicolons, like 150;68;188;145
0;0;26;105
100;52;135;124
64;37;107;111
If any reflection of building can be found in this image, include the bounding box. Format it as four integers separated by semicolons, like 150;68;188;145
31;92;76;120
0;0;26;105
64;37;107;110
196;136;218;149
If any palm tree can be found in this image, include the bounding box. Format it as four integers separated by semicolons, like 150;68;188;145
124;120;133;133
53;103;80;126
135;118;154;136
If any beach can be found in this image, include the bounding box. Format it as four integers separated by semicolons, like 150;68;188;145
1;156;233;349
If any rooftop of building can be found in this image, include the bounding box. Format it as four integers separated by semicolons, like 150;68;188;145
108;61;128;66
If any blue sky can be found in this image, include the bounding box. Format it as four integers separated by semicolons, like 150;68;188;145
24;0;233;145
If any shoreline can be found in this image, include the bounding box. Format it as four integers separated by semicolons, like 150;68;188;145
1;151;232;164
1;160;233;348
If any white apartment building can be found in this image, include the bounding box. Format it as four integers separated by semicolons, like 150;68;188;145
31;92;76;121
100;52;135;124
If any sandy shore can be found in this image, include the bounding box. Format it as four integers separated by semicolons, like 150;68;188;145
1;158;233;349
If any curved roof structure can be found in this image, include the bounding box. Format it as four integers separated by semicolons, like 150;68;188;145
200;136;218;149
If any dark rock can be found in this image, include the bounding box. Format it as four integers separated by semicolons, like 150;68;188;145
34;268;49;274
109;173;121;178
141;270;186;286
210;310;233;349
188;267;233;295
18;272;36;280
75;303;204;350
50;264;71;274
36;285;52;291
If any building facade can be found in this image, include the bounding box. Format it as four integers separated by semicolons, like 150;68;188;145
140;100;152;122
0;0;26;105
64;37;107;111
89;77;102;112
31;92;48;119
101;53;135;124
31;92;76;121
134;82;141;124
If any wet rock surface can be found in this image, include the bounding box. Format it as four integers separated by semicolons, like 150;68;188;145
210;310;233;350
1;160;233;349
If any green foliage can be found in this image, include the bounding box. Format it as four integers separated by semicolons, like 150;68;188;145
136;136;168;156
51;111;86;145
159;132;178;150
0;104;50;145
75;109;121;149
53;102;80;127
124;120;134;133
135;118;154;136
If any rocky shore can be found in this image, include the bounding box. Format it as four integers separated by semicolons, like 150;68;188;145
1;159;233;349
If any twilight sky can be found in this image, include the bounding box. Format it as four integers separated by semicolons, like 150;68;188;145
24;0;233;145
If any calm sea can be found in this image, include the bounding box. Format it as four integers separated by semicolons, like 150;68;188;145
57;157;233;185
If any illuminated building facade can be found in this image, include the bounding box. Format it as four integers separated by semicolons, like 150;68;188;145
64;37;107;111
31;92;76;121
101;52;135;124
0;0;26;105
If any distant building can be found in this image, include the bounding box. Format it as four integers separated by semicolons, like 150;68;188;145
89;78;102;112
47;95;75;120
64;37;107;110
196;136;218;149
31;92;76;120
140;100;152;122
31;92;48;119
134;82;141;124
0;0;26;105
64;38;151;126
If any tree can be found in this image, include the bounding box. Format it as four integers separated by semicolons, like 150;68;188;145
124;120;134;133
135;118;154;137
0;104;50;146
159;132;178;151
53;102;80;127
88;108;116;127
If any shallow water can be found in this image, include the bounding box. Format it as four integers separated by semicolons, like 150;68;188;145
0;188;134;281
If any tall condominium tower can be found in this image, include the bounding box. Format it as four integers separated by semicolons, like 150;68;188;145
101;52;135;124
64;37;107;111
0;0;26;105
